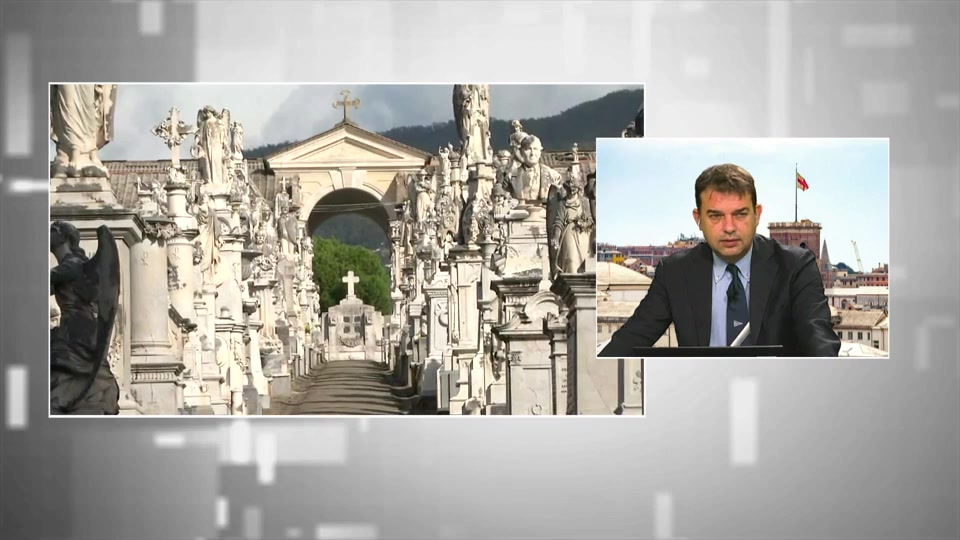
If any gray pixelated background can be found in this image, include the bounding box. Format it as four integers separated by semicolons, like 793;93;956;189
1;1;958;539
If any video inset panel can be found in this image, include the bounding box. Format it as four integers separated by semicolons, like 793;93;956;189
47;83;645;416
596;138;889;358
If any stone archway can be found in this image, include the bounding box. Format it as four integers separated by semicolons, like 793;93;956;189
301;184;395;241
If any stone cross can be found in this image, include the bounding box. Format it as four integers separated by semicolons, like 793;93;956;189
332;90;360;124
151;107;195;169
342;270;360;298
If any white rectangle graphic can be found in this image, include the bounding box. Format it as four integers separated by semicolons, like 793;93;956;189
153;432;186;448
3;34;32;157
842;24;915;49
215;496;229;529
315;523;379;540
730;377;759;466
255;431;277;485
243;506;262;540
6;365;28;429
227;420;252;465
138;0;165;36
275;423;349;465
7;178;50;194
653;492;674;540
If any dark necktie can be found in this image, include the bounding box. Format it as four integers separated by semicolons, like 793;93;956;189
726;264;749;345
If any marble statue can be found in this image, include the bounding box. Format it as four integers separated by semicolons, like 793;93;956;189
278;211;300;258
547;171;594;277
49;221;121;415
512;134;562;205
195;189;223;286
230;121;244;162
585;171;597;255
439;144;453;183
275;179;299;257
621;106;643;137
508;120;528;166
191;106;230;185
301;233;313;255
50;84;117;178
414;170;435;223
453;84;493;166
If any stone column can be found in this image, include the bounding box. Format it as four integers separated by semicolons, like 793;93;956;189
197;280;228;414
491;276;557;415
552;268;611;415
165;177;211;411
244;303;270;413
164;176;196;319
476;236;499;414
422;275;449;409
129;216;186;414
218;190;250;416
251;269;283;397
447;246;483;414
408;301;426;395
544;313;569;416
616;358;645;416
216;317;247;415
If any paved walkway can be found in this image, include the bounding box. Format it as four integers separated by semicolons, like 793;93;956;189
268;360;414;415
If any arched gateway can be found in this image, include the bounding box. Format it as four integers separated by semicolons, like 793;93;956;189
255;118;432;240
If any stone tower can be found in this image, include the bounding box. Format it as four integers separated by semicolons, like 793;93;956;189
768;219;822;261
820;239;836;289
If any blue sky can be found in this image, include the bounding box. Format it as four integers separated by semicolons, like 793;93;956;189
596;138;890;269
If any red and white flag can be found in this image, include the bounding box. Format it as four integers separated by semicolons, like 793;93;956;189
796;171;809;191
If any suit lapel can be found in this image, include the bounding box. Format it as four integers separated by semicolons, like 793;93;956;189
748;236;777;346
687;244;713;346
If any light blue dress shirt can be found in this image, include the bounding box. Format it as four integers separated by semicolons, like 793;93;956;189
709;246;752;346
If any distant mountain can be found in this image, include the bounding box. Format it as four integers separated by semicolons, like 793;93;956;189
243;88;643;158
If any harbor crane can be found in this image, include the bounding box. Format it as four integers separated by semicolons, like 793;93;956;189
851;240;864;273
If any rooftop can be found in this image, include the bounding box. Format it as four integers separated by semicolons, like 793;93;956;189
825;286;890;296
596;261;653;287
597;299;641;319
835;310;888;328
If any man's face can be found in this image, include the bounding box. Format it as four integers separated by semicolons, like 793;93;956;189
521;142;542;167
693;188;762;263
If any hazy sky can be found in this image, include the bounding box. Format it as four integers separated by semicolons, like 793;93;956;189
596;138;890;269
76;83;641;161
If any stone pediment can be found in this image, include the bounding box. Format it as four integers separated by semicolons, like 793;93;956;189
265;122;431;171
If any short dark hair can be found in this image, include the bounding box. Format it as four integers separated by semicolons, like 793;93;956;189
694;164;757;209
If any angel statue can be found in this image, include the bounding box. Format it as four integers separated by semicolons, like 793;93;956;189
190;106;230;185
452;84;493;167
546;171;595;278
50;84;118;178
49;221;121;415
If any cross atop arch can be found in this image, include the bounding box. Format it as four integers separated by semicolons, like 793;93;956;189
333;90;360;124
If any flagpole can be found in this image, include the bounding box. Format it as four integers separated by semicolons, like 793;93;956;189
794;162;798;223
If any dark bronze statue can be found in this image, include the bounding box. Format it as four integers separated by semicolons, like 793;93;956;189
50;221;121;415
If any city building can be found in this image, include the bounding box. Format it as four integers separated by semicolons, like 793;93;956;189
834;310;889;353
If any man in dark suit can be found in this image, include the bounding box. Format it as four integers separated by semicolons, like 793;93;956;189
599;164;840;357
